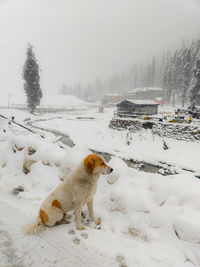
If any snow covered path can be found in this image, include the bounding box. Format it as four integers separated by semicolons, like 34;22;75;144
0;194;115;267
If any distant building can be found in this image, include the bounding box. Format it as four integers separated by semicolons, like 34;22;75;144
155;97;164;105
116;99;159;116
122;87;164;101
102;88;164;106
101;93;123;105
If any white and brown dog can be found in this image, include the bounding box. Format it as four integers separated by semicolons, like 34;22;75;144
23;154;113;234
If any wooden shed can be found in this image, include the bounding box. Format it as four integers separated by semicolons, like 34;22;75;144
116;99;159;116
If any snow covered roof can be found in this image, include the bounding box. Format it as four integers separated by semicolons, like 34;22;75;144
126;87;164;94
155;97;163;101
117;99;159;105
103;93;122;97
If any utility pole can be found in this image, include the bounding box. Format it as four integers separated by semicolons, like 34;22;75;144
8;93;12;109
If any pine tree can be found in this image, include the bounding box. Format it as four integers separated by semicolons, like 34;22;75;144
23;44;42;113
174;49;183;92
189;55;200;107
181;49;191;107
163;57;175;104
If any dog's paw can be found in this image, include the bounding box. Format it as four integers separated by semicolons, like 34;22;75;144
64;213;72;219
77;225;86;231
95;217;101;225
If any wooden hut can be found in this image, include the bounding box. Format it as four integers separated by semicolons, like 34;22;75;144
116;99;159;117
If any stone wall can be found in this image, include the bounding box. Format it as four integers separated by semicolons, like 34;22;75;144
109;118;200;141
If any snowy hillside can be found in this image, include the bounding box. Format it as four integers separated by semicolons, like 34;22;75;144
39;94;91;109
0;93;91;110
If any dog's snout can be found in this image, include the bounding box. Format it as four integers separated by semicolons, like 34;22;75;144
110;168;113;173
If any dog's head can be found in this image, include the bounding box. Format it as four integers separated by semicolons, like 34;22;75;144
84;154;113;175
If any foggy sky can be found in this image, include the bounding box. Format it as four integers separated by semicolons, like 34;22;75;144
0;0;200;95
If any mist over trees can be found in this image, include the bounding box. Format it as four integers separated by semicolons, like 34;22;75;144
23;44;42;113
189;54;200;107
58;38;200;107
163;39;200;107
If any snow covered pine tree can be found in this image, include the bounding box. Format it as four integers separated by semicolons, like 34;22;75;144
189;54;200;107
23;44;42;114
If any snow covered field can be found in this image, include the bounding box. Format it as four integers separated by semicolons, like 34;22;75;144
33;108;200;172
1;107;200;267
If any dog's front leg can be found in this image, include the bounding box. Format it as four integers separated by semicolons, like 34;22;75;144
87;200;101;225
74;204;86;230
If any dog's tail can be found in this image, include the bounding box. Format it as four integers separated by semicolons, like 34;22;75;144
22;216;44;235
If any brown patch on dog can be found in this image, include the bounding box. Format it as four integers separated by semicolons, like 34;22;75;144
84;157;95;174
84;154;104;174
52;199;62;209
28;147;36;155
39;209;49;223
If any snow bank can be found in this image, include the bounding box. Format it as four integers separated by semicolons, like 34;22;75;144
107;156;129;184
0;123;66;200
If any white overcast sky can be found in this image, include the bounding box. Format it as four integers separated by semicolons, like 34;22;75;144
0;0;200;95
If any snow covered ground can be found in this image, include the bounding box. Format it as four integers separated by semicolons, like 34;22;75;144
0;107;200;267
33;108;200;172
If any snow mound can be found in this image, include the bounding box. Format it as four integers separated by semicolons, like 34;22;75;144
107;157;128;184
174;209;200;242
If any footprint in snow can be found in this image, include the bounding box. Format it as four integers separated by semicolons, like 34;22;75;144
68;229;76;235
72;237;80;245
80;232;88;239
116;254;128;267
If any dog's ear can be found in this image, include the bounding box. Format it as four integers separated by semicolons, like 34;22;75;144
84;158;95;174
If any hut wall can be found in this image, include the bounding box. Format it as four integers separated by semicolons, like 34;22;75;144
133;105;158;115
